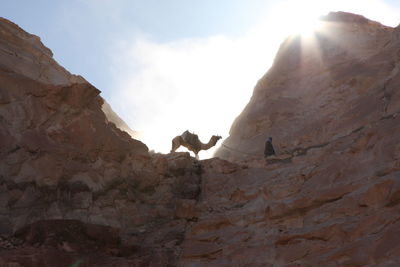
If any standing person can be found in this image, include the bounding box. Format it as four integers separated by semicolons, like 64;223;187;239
264;137;275;157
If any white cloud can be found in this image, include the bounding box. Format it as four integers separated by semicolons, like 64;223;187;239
109;31;280;158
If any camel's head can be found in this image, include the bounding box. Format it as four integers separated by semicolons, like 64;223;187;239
212;135;222;142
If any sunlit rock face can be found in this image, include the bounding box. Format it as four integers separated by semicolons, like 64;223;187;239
185;11;400;266
101;101;140;139
216;11;399;161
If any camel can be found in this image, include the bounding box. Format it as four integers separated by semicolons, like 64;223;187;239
171;131;222;158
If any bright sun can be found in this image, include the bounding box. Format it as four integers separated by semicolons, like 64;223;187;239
276;2;328;38
291;17;324;37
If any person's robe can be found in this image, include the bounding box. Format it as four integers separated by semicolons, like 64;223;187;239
264;140;275;157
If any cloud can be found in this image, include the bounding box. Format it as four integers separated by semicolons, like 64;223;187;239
106;0;400;158
108;30;280;158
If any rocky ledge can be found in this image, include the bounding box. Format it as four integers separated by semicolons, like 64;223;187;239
1;12;400;266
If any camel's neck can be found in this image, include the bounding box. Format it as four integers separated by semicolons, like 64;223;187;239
201;137;218;150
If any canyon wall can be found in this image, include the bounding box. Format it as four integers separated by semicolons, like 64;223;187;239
0;18;200;266
1;12;400;266
216;12;400;162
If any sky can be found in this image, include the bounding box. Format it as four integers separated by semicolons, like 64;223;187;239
1;0;400;158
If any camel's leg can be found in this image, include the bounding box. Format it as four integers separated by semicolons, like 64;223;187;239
171;136;181;153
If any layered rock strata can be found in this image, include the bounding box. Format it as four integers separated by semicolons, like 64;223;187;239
1;12;400;266
0;17;200;266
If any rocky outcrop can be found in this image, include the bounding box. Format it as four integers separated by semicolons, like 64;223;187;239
0;17;201;266
0;17;138;139
1;12;400;266
180;121;400;265
101;101;140;139
198;11;400;266
0;18;85;86
216;11;400;161
0;151;203;266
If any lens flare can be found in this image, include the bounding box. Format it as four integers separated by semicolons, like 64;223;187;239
291;17;325;37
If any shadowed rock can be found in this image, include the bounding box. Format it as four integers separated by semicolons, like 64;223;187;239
1;12;400;266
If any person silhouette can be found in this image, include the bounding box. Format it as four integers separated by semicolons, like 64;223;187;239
264;137;276;157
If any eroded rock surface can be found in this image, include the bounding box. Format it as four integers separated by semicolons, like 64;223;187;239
0;18;85;86
0;17;201;266
1;12;400;266
180;123;400;265
216;12;400;161
194;11;400;266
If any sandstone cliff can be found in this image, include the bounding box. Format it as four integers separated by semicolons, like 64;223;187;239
1;12;400;266
216;12;400;161
0;17;138;140
0;17;200;266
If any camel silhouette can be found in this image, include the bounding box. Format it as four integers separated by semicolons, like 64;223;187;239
171;131;222;158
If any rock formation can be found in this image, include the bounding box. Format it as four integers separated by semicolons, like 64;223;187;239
101;101;140;139
0;17;200;266
1;11;400;266
216;12;400;161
